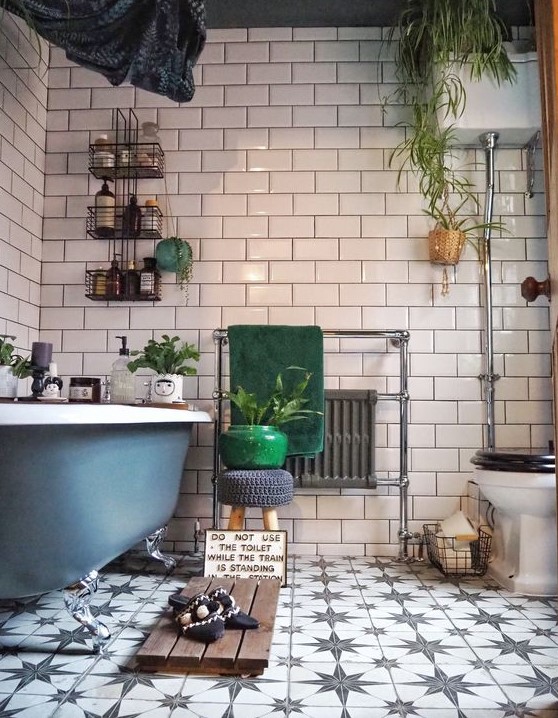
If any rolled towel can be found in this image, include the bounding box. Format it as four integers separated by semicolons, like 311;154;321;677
440;510;478;543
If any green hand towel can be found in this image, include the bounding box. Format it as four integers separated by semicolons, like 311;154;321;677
228;325;324;457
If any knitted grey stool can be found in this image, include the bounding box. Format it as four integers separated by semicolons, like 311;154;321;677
218;469;293;530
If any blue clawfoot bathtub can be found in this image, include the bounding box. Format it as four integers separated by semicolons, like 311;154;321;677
0;402;211;649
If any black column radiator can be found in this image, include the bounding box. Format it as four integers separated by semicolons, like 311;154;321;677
285;389;378;489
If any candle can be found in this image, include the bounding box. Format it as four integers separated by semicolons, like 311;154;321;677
48;362;58;377
31;342;52;368
195;520;201;533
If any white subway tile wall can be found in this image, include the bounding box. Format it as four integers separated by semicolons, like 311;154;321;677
0;24;551;556
0;15;48;356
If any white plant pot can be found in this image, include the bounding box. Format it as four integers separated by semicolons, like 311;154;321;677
152;373;183;404
0;365;17;398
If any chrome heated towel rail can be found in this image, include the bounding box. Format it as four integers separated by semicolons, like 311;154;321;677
212;328;411;559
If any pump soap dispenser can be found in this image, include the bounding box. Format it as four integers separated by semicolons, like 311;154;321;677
110;335;136;404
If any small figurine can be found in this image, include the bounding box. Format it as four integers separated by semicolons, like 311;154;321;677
43;362;63;399
43;376;62;398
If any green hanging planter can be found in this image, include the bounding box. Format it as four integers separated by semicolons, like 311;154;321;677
155;237;193;301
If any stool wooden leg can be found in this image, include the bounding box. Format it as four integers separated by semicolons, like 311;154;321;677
262;507;279;531
227;506;245;530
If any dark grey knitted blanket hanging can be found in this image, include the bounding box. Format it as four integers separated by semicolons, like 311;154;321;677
5;0;206;102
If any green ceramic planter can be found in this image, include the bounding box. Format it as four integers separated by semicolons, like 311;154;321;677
155;237;192;273
218;425;288;470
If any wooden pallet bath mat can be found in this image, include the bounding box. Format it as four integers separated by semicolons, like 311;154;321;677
136;576;281;675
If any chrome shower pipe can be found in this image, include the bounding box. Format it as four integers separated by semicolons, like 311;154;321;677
479;131;500;450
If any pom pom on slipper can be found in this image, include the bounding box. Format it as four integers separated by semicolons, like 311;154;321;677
174;593;225;643
208;586;259;630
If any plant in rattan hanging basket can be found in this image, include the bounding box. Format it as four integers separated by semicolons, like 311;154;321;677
425;191;504;266
428;226;466;265
425;190;505;295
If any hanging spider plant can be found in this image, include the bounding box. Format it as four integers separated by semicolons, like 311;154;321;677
386;0;517;221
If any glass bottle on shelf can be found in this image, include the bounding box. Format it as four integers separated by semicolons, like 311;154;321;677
139;256;159;297
141;198;159;237
123;260;140;297
106;257;122;297
91;267;107;297
94;178;115;238
136;121;159;168
122;194;142;237
92;134;115;171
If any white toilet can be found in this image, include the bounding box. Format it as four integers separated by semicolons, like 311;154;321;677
471;449;557;596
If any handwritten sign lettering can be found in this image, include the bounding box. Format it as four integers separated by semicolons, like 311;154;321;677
204;530;287;585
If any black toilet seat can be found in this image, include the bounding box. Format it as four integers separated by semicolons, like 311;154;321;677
471;449;555;473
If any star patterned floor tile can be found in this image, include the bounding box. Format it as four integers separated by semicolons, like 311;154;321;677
391;663;509;710
377;631;477;665
0;554;557;717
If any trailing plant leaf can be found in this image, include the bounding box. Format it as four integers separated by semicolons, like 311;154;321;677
385;0;517;226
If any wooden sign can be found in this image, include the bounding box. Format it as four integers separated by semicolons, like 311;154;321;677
203;529;287;586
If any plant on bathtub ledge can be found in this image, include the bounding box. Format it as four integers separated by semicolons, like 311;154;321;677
218;366;320;470
127;334;199;404
0;335;32;399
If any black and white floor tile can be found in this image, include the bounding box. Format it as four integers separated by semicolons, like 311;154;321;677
1;554;558;717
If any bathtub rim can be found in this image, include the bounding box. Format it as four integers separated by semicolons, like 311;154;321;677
0;402;212;425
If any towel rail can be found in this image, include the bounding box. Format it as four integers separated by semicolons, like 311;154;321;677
212;328;411;560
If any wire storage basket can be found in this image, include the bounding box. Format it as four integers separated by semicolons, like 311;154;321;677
423;523;491;577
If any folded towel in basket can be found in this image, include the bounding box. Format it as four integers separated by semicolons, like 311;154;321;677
228;324;324;456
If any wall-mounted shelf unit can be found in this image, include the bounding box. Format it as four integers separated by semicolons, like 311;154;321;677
85;109;165;302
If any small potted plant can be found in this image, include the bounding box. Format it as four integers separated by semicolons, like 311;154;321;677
0;335;32;399
218;366;321;470
155;236;193;303
426;189;506;294
127;334;199;404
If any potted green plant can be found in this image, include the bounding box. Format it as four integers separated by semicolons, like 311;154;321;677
0;335;32;398
155;236;193;303
386;0;517;269
127;334;199;404
218;366;321;470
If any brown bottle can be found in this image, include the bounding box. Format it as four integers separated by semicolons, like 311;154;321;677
106;257;122;297
94;178;115;238
139;257;160;298
122;195;142;237
123;260;140;297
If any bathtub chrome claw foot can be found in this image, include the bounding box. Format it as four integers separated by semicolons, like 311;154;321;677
145;526;176;570
63;570;111;652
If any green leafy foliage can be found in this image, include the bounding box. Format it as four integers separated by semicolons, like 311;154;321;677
0;335;32;377
225;366;322;427
386;0;517;226
127;334;199;376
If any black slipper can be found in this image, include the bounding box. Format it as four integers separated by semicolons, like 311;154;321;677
173;593;225;643
208;586;259;630
168;592;191;612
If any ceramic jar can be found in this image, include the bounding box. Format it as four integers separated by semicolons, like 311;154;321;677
218;425;288;470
